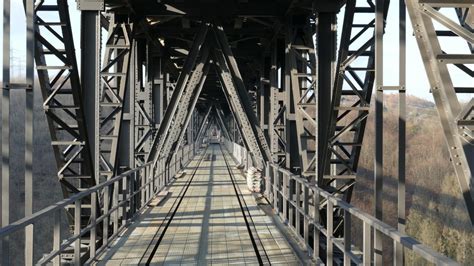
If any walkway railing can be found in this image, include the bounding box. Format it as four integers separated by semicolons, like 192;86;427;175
0;145;194;265
224;140;458;265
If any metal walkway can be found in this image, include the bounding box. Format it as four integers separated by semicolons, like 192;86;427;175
97;144;301;265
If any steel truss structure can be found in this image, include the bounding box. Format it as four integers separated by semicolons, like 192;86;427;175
0;0;472;265
98;20;134;181
407;0;474;222
27;0;96;230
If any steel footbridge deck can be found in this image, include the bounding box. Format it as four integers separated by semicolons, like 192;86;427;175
98;144;301;265
0;0;472;265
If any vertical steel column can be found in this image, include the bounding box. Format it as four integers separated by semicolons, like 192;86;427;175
25;0;34;264
153;56;164;126
374;0;384;264
395;0;406;264
259;53;271;143
284;25;297;171
98;21;134;181
82;11;101;185
317;12;337;179
1;0;11;262
269;43;280;163
134;41;155;166
288;16;318;179
126;39;138;169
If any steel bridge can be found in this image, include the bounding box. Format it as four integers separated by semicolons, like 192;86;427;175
0;0;472;265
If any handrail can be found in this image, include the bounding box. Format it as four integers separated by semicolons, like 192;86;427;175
0;162;152;237
0;144;195;265
223;139;458;265
269;163;458;265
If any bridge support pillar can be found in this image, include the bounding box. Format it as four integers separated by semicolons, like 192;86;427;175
81;11;101;184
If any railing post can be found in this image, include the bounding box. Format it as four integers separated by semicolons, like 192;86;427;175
103;185;110;247
164;160;168;185
313;188;320;259
146;165;150;202
326;199;333;266
283;173;288;223
74;199;81;266
363;221;372;265
120;178;127;225
141;168;146;208
113;181;119;235
158;160;162;189
268;165;274;204
53;209;61;266
25;223;34;266
265;164;270;199
344;210;351;266
129;172;135;217
90;191;97;259
295;181;301;237
152;164;156;194
148;165;153;198
289;178;295;229
303;185;309;247
273;167;278;214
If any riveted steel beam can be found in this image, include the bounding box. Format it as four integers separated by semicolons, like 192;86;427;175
407;0;474;224
160;44;211;163
23;0;97;235
98;21;134;181
213;24;271;163
147;23;209;165
169;61;211;162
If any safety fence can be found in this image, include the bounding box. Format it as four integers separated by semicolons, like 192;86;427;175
0;145;195;265
223;139;250;168
224;140;458;265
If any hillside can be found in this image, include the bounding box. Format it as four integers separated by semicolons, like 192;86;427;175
350;94;474;264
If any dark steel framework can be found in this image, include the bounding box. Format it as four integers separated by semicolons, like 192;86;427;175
0;0;472;264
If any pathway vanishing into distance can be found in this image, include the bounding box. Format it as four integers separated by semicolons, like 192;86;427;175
98;144;301;265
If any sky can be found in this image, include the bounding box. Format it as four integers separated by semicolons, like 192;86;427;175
1;0;472;102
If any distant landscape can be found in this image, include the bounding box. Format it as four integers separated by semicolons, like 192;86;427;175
2;85;472;264
351;94;474;264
